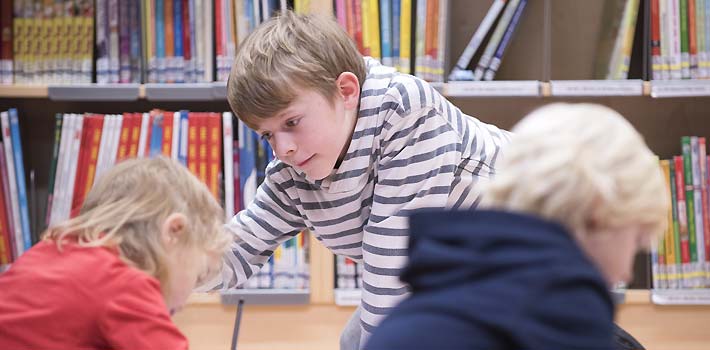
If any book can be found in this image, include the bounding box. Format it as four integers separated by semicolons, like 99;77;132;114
7;109;31;251
449;0;506;81
223;112;235;219
44;114;63;228
483;0;527;81
474;0;521;81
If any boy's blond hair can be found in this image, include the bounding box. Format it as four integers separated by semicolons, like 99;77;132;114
482;103;669;239
43;157;231;298
227;10;365;128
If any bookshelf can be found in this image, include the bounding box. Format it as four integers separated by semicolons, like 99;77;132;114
2;0;710;314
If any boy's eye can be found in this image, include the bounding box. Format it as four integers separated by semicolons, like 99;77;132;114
285;118;300;127
260;132;273;141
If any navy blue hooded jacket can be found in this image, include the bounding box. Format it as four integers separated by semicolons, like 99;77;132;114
366;210;615;350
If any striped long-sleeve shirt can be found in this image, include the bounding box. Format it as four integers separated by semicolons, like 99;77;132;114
219;58;511;344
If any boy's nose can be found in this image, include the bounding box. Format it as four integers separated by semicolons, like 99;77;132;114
273;135;297;158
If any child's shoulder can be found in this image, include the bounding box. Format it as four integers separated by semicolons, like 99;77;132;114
361;57;443;120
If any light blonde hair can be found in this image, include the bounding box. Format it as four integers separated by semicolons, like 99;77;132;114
227;10;366;129
482;103;669;240
43;157;231;298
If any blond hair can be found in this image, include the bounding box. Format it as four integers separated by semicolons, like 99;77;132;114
43;157;231;298
482;103;669;239
227;10;365;129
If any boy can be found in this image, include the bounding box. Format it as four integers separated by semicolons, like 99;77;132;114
216;11;510;348
366;103;669;349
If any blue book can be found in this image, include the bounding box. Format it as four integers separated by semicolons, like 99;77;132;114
380;0;393;67
178;110;189;165
8;109;31;250
149;114;164;158
392;0;401;69
155;0;166;83
238;123;257;209
174;0;184;83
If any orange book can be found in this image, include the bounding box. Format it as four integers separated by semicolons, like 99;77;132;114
198;113;208;185
187;112;199;176
165;0;174;83
162;111;174;157
128;113;142;158
116;113;133;161
82;115;105;202
207;113;222;199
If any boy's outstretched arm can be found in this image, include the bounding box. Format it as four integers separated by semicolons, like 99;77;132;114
200;165;307;291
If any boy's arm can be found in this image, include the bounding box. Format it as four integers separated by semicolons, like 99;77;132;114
360;107;467;337
208;169;307;290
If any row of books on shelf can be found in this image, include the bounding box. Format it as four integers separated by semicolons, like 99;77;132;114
0;108;311;290
650;0;710;80
0;0;457;85
653;136;710;290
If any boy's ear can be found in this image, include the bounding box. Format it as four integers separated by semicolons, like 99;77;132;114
336;72;360;110
161;213;188;246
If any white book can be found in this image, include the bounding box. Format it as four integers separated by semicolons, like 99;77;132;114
449;0;506;80
52;114;76;225
94;114;113;183
473;0;521;81
222;112;234;219
108;114;123;167
690;137;705;287
62;114;85;220
659;0;671;80
49;114;73;225
171;112;181;160
0;111;23;256
137;113;151;158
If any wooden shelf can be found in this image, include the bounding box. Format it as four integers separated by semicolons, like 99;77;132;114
0;85;48;98
3;81;710;99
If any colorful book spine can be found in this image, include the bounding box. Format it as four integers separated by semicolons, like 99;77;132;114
668;159;682;288
0;144;13;264
0;0;14;84
682;138;698;287
399;0;412;74
673;155;691;287
680;0;692;78
119;0;131;83
670;0;683;79
449;0;505;81
208;113;222;200
8;109;31;250
697;0;707;78
391;0;401;71
129;0;142;83
380;0;393;67
223;112;235;218
690;137;706;287
149;113;164;158
474;0;520;81
45;114;63;228
174;0;185;83
689;0;700;78
484;0;527;81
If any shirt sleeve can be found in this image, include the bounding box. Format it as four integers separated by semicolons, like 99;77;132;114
211;165;308;290
99;276;188;350
359;106;462;339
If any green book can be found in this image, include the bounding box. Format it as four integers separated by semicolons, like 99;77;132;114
44;114;63;230
682;137;698;271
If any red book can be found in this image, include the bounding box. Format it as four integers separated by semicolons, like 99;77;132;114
353;0;364;53
650;0;660;60
0;147;12;264
674;155;691;265
187;112;199;176
128;113;142;159
207;113;222;199
0;141;17;261
82;115;105;203
182;0;191;68
71;115;99;217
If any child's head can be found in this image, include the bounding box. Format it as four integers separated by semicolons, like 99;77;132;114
44;157;231;311
227;11;364;179
482;103;669;286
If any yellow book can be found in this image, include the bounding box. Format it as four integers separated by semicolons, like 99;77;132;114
399;0;412;74
367;0;380;59
661;160;677;287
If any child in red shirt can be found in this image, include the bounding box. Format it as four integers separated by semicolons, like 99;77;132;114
0;157;230;350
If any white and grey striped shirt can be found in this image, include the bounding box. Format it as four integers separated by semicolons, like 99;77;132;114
219;58;511;343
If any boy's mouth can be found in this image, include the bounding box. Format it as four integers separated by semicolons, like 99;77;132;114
297;155;314;167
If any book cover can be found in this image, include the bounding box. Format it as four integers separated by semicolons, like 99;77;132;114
223;112;235;218
7;109;31;251
44;114;63;228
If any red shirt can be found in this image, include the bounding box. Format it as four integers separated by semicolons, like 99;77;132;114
0;240;188;350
